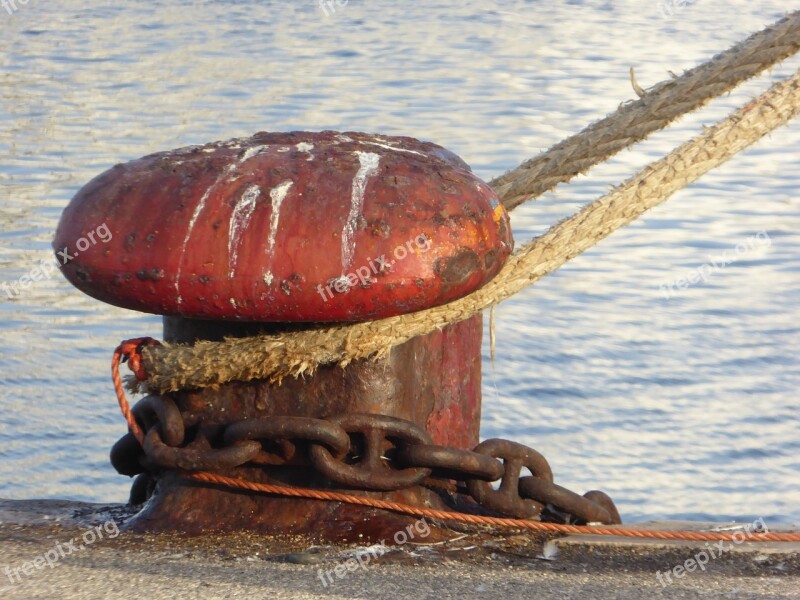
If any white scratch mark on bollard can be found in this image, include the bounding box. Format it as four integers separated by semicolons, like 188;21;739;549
227;184;262;277
240;145;267;162
361;140;426;157
341;152;380;273
175;165;235;304
177;143;270;302
263;180;294;286
296;142;315;160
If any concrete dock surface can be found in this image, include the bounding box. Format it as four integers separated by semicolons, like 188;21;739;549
1;500;798;599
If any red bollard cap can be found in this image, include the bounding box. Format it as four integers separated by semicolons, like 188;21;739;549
54;131;513;322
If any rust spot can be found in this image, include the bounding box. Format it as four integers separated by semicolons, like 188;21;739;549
136;268;166;282
434;250;479;287
496;217;510;247
369;219;391;238
255;390;269;412
125;233;136;251
483;249;498;271
387;175;412;187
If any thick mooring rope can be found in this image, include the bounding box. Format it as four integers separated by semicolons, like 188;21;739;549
491;11;800;209
133;66;800;394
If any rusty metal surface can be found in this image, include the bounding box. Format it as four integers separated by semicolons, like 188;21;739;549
397;444;504;482
160;314;483;450
519;479;620;525
225;416;350;466
113;402;620;527
466;439;555;519
110;433;144;477
54;131;513;322
142;429;261;472
107;310;618;541
112;315;483;540
308;414;433;491
133;395;183;446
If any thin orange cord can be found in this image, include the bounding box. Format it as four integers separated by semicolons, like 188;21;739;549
112;338;160;445
113;339;800;543
186;471;800;542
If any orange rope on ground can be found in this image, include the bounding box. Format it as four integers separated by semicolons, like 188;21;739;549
186;471;800;542
113;340;800;543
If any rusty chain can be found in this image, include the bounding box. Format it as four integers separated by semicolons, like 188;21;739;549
111;395;621;525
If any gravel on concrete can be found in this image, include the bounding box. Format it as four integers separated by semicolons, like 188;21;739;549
1;499;797;600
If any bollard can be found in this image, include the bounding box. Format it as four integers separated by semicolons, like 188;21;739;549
54;131;513;541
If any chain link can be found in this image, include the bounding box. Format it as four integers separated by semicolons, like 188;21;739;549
519;478;620;524
466;439;554;519
397;444;504;481
224;416;350;466
308;414;433;491
111;407;620;524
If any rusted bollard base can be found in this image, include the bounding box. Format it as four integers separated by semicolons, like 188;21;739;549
129;470;461;543
122;315;483;542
